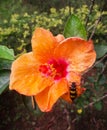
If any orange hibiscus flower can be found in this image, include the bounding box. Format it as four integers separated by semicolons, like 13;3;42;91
9;28;96;112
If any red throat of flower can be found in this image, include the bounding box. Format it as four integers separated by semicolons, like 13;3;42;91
39;59;68;80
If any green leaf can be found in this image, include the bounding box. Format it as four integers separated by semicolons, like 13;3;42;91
98;74;106;85
0;59;12;70
87;76;95;83
95;44;107;59
64;14;87;39
0;70;10;95
94;101;103;111
0;45;14;60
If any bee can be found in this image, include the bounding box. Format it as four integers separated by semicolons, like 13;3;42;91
70;82;77;101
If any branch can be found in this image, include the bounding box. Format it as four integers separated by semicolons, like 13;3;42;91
85;0;95;27
88;2;104;40
68;0;71;15
84;94;107;109
64;108;72;130
72;94;107;123
88;15;102;40
83;53;107;74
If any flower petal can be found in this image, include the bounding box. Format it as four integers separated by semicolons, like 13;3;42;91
54;37;96;73
48;78;68;110
9;52;53;96
61;93;72;102
67;71;81;85
35;78;68;112
34;86;51;112
55;34;65;43
32;28;57;63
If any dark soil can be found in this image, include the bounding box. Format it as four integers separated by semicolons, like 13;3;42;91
0;90;107;130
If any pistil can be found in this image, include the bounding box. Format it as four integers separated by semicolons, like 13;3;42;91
39;59;68;80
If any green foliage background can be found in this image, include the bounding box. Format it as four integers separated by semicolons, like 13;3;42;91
0;0;107;55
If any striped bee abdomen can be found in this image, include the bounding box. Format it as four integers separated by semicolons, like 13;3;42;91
70;82;77;101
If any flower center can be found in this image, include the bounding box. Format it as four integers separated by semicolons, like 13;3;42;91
39;59;68;80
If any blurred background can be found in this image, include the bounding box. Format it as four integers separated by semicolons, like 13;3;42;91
0;0;107;55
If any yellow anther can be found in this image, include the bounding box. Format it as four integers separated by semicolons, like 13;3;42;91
48;64;57;78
